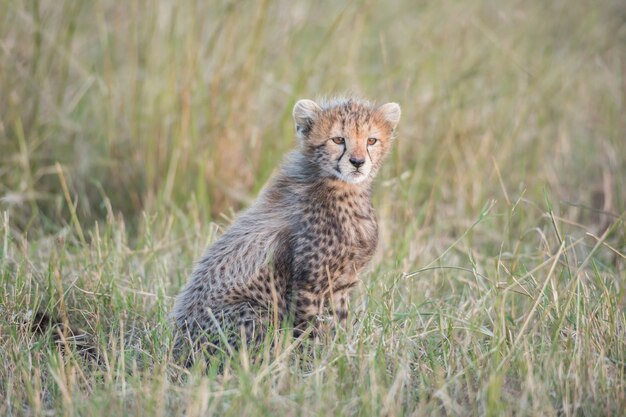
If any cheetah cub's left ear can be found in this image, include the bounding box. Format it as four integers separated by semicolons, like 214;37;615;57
377;102;401;130
293;99;322;137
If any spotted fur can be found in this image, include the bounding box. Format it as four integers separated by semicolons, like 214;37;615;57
171;98;401;360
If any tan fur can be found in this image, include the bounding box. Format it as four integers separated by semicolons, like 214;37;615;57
172;98;400;360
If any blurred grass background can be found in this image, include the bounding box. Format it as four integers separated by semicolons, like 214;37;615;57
1;0;625;415
2;0;623;233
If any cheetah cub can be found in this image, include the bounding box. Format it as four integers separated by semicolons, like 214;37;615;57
172;98;400;357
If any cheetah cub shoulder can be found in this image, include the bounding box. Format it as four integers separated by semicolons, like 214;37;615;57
172;98;400;356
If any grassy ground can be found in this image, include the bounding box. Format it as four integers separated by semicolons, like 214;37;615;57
1;0;625;415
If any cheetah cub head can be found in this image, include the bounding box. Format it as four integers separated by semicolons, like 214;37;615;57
293;98;401;185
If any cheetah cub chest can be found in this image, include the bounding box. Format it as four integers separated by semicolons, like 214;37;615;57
172;98;401;356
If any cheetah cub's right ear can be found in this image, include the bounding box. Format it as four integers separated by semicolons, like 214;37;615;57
293;99;322;137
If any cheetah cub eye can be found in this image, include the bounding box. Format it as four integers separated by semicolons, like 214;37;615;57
293;99;401;185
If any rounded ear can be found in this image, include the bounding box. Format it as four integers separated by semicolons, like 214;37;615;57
293;99;322;136
377;102;401;130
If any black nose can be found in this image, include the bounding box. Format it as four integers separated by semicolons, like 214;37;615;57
349;157;365;168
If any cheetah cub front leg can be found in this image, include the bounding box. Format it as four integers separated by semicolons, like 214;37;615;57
293;276;359;339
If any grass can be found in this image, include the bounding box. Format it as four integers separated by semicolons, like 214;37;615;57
1;0;625;415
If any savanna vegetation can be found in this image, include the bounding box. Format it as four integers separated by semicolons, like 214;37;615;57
1;0;625;415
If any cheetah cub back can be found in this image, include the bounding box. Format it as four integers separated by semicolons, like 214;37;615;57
172;98;400;358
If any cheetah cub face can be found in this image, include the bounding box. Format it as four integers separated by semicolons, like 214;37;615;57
293;99;401;184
